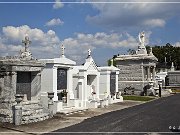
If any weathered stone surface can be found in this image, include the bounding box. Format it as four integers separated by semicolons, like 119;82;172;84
167;71;180;86
114;32;158;95
0;57;49;124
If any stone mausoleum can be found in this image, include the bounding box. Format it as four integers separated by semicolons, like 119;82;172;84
71;49;100;109
114;32;158;95
98;60;123;104
40;45;77;112
0;35;50;124
167;62;180;88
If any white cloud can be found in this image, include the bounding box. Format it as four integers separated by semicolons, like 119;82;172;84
45;18;64;26
0;25;60;58
61;31;151;63
87;0;180;29
53;0;64;9
0;25;152;64
174;42;180;47
143;19;165;28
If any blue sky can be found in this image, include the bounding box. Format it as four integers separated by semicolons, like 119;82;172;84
0;0;180;66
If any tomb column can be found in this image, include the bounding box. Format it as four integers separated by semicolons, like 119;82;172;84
53;66;58;101
96;72;100;99
37;72;41;94
152;66;156;80
0;73;4;95
11;71;17;102
67;67;74;99
141;64;145;81
147;66;150;80
115;71;119;93
4;72;16;102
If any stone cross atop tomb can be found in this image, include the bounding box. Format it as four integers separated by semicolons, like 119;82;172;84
20;34;33;60
61;44;65;57
88;49;91;56
86;49;92;60
136;31;147;55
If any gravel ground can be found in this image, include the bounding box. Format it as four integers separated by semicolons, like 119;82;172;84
0;100;144;135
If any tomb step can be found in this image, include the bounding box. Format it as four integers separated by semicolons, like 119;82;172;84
22;105;41;110
22;102;44;110
22;113;49;124
58;108;88;116
62;106;75;109
22;105;43;110
22;100;40;105
22;108;44;116
22;102;46;116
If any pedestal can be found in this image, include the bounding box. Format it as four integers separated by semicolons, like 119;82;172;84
48;100;54;118
13;105;22;125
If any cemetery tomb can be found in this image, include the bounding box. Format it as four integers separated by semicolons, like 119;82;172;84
71;49;100;109
98;64;123;104
0;36;50;124
40;44;76;112
114;32;158;95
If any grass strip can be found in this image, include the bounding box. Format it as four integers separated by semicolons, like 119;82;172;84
123;95;156;101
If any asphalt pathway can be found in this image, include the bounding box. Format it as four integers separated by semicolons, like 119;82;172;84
49;94;180;134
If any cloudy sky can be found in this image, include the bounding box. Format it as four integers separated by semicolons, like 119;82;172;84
0;0;180;66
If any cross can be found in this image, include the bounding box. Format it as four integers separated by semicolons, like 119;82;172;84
88;49;91;56
61;44;65;57
22;35;31;52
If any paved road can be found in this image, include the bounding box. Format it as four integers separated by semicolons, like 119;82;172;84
51;94;180;133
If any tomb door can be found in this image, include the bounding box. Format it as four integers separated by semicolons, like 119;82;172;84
57;68;67;102
16;72;31;100
57;68;67;90
110;72;116;95
87;75;96;99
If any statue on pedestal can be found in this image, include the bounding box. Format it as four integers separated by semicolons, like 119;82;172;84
139;31;145;46
136;31;147;55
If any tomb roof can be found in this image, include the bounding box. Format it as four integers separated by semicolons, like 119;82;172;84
40;57;76;66
115;53;158;61
98;66;119;71
0;56;44;67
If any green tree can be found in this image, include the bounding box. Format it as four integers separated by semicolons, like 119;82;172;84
107;55;117;66
151;43;180;70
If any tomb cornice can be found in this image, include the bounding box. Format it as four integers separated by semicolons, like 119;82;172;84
0;59;44;67
115;54;158;62
98;66;120;72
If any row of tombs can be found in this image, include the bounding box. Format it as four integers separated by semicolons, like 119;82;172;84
0;35;123;125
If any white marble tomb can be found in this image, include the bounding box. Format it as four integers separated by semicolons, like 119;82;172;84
71;49;100;109
98;60;123;105
40;45;76;111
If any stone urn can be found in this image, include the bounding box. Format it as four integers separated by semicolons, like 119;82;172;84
148;81;155;96
15;94;24;104
47;92;54;100
116;92;121;99
148;81;154;87
62;97;67;103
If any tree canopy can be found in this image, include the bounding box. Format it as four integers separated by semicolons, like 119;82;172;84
147;43;180;70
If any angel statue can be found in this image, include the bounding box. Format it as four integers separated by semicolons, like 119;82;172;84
139;31;145;45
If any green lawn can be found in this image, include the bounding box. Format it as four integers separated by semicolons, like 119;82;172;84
172;89;180;93
123;95;156;102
